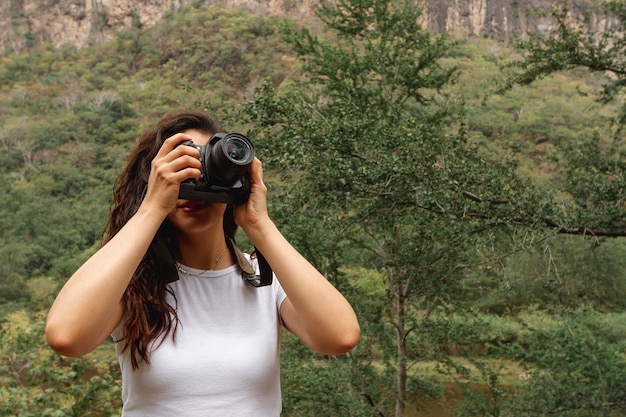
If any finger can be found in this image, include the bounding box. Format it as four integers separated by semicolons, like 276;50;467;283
249;158;265;185
154;136;202;171
155;133;200;163
171;166;202;182
150;148;202;187
167;149;202;169
161;132;195;150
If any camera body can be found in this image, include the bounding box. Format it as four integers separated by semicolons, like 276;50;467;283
178;132;255;204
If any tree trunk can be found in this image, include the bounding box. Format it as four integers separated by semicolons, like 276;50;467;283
395;283;407;417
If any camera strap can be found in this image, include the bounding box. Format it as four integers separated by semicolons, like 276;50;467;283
150;234;273;286
225;236;273;287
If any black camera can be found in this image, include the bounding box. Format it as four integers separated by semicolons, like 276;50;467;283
178;132;255;204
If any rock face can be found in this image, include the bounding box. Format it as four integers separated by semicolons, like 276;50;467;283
418;0;617;39
0;0;615;53
0;0;316;52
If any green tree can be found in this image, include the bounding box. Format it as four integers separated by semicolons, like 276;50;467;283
0;309;121;416
241;0;546;415
502;0;626;237
474;2;626;414
503;310;626;416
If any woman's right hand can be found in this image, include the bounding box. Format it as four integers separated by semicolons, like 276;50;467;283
142;133;203;216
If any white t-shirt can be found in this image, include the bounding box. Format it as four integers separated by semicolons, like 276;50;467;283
111;260;287;417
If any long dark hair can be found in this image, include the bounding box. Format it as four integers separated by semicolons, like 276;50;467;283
104;110;235;369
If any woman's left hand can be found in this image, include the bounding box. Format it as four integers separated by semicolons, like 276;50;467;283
233;158;272;235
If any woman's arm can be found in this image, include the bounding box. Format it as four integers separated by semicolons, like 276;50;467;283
46;134;201;357
46;206;164;357
235;159;360;355
257;222;361;355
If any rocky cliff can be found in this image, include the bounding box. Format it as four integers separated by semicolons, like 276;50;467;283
0;0;615;53
420;0;617;39
0;0;317;53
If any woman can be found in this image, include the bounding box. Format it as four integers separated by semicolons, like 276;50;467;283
46;110;360;416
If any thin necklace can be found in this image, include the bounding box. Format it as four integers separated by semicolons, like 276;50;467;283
176;248;226;276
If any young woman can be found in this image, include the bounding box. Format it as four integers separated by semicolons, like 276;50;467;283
46;110;360;416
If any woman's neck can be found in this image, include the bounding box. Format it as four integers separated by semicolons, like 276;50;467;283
176;230;232;270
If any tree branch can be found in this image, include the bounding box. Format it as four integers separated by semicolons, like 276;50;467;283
460;190;626;237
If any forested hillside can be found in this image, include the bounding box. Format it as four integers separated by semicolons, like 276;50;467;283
1;2;625;416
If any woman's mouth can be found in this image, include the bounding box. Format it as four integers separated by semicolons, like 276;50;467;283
178;200;209;212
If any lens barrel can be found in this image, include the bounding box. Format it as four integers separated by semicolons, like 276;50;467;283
207;133;255;182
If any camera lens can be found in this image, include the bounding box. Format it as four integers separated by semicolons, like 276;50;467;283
226;137;252;162
208;133;255;182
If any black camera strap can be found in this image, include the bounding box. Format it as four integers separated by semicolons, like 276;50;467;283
150;235;273;286
225;236;273;287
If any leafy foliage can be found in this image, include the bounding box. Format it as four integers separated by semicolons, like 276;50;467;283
503;310;626;416
0;310;121;416
0;1;625;417
501;0;626;236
